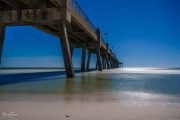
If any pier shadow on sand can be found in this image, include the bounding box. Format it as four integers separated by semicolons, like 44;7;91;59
0;69;96;86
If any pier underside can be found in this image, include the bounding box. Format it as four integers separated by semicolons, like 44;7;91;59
0;0;122;78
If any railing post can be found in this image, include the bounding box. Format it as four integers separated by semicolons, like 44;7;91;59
71;0;96;32
96;28;103;71
0;25;6;64
58;21;74;78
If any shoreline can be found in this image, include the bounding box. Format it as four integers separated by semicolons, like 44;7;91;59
0;68;180;119
0;94;180;120
1;91;180;104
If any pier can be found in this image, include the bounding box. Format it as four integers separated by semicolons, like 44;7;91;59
0;0;122;78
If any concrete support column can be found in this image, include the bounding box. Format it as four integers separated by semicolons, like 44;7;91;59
0;25;6;64
114;61;116;68
86;51;91;70
96;28;103;71
109;57;113;69
96;47;103;71
70;47;73;58
81;47;86;72
105;54;110;69
105;44;110;69
114;60;116;68
95;61;98;70
113;59;115;68
58;21;74;78
102;58;106;69
104;61;107;69
112;59;115;68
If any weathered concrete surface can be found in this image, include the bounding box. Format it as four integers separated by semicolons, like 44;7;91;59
81;47;86;72
58;21;74;78
0;0;121;77
86;51;91;70
0;25;6;64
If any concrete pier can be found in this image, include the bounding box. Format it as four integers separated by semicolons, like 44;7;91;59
81;47;86;72
0;25;6;64
58;22;74;78
86;51;91;70
0;0;122;77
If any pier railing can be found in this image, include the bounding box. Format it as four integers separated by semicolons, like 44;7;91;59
70;0;96;32
101;37;107;45
71;0;111;52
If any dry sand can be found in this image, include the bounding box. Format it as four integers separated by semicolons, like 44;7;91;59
0;94;180;120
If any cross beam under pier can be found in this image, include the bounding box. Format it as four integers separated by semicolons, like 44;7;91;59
0;0;122;78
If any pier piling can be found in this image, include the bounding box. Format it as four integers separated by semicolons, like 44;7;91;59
86;51;91;70
58;22;74;78
0;0;122;77
0;25;6;64
81;46;86;72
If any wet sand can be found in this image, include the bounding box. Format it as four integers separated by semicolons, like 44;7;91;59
1;68;180;120
0;94;180;120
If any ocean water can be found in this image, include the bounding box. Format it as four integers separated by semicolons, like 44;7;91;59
0;68;180;103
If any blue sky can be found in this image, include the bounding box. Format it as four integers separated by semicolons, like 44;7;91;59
1;0;180;68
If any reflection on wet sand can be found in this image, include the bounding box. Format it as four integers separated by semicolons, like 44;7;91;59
1;69;180;120
63;73;114;102
0;68;180;103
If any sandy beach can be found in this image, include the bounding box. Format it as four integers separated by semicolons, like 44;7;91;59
1;68;180;120
0;94;180;120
